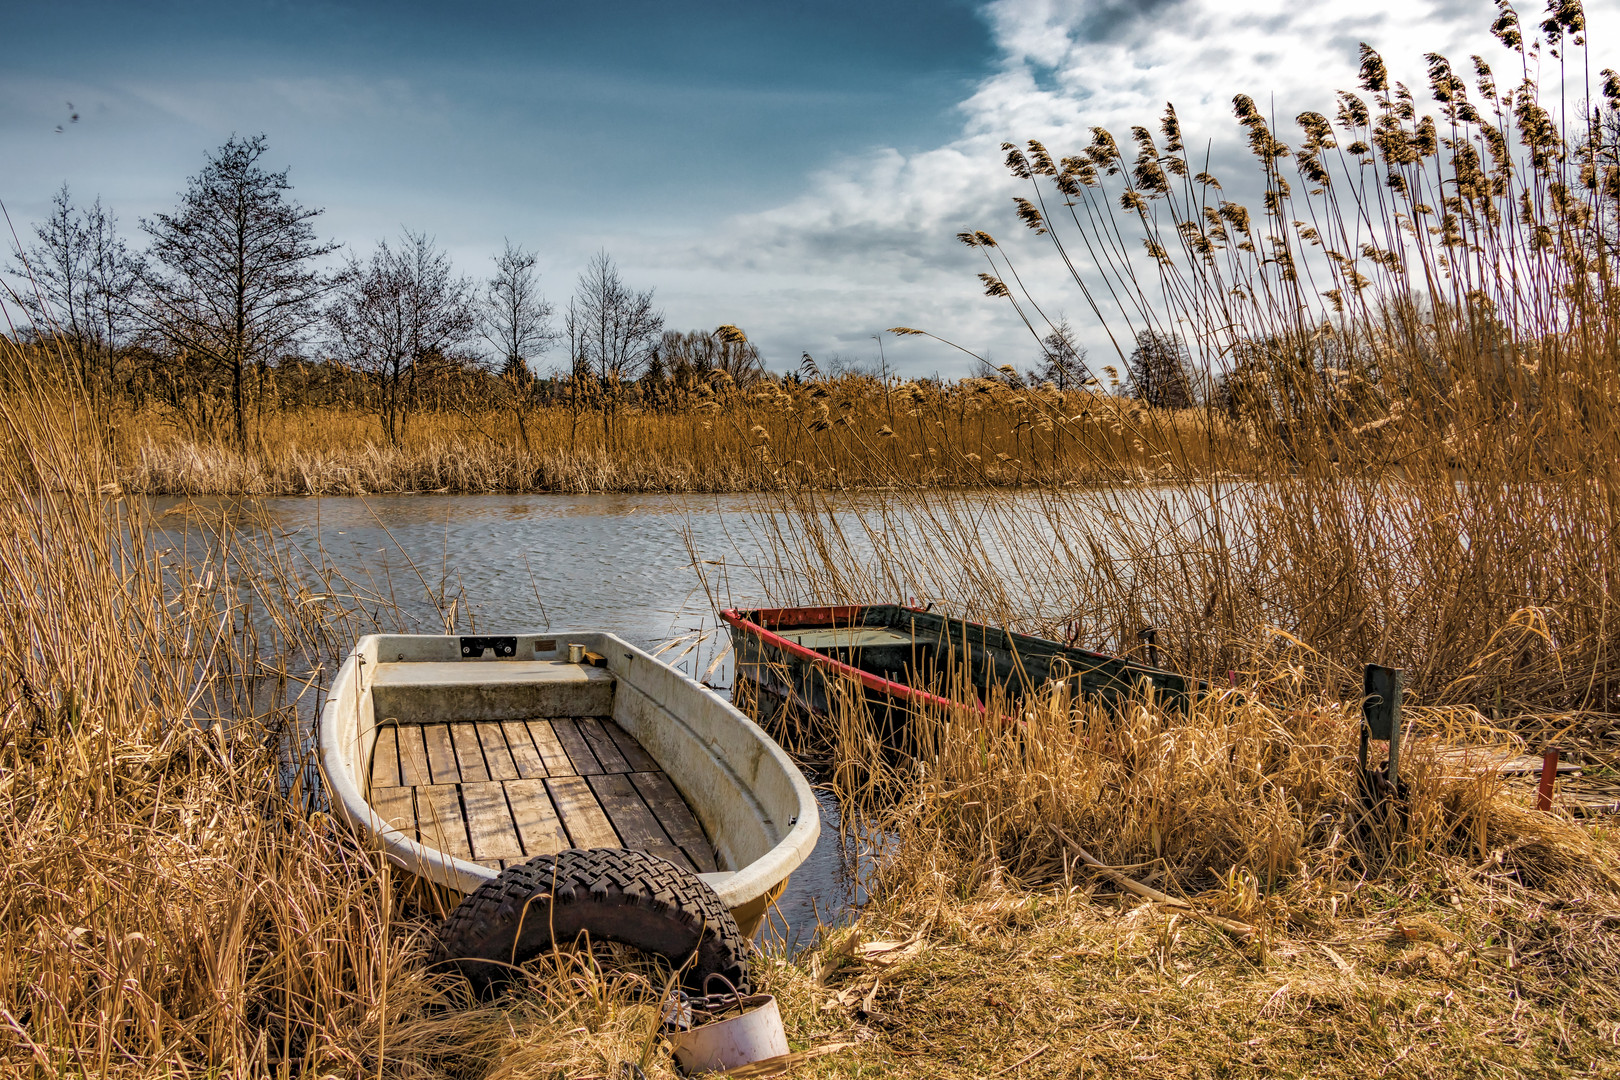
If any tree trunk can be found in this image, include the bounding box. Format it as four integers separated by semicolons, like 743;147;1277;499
233;349;246;447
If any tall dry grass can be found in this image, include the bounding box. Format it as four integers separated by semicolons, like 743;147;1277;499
0;347;696;1075
721;14;1620;1063
86;373;1228;495
744;7;1620;716
792;670;1608;903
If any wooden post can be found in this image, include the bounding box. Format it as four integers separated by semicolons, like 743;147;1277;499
1137;626;1159;669
1362;664;1404;792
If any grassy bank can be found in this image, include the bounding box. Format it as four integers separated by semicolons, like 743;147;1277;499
720;631;1620;1078
75;373;1226;495
763;859;1620;1077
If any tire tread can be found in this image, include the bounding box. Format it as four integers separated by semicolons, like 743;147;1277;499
439;847;749;995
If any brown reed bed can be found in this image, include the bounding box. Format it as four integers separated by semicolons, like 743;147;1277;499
736;6;1620;717
8;372;1620;1080
768;861;1620;1077
88;374;1225;496
0;351;737;1076
709;10;1620;1074
22;334;1619;1077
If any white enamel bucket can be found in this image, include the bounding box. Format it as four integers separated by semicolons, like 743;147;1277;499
668;994;790;1074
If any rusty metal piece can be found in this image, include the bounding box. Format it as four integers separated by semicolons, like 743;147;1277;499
1537;748;1561;812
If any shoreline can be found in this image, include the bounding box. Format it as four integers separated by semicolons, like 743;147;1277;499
113;443;1179;497
91;395;1227;497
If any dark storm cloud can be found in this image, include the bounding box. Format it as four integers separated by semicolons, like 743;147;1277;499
1072;0;1189;43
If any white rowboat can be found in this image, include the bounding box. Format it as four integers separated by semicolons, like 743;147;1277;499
318;632;819;935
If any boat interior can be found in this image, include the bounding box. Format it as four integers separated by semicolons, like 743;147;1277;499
322;631;820;934
363;656;719;874
751;605;1198;703
770;625;927;687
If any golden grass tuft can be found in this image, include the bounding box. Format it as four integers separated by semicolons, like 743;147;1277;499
734;669;1620;1077
769;867;1620;1078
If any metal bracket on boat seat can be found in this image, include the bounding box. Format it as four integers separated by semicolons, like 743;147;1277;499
460;635;517;658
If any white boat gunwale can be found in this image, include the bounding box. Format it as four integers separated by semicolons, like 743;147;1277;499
318;631;820;920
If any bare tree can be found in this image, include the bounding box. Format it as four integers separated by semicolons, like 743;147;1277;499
570;251;662;449
478;240;558;450
136;134;340;446
479;240;558;377
1126;329;1195;409
1032;318;1090;390
654;325;764;387
327;231;476;444
7;185;139;397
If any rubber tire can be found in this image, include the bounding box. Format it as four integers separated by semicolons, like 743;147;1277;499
438;848;750;996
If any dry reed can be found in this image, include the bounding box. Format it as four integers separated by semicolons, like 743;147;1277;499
80;374;1223;496
741;6;1620;715
0;345;708;1075
6;4;1620;1075
714;11;1620;1074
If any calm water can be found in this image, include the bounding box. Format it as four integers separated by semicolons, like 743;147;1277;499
160;492;861;947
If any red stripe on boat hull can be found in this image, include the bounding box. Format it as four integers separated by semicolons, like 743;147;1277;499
720;606;973;713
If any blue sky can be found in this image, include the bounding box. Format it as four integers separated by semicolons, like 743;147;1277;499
5;0;1617;375
3;0;996;371
3;0;991;209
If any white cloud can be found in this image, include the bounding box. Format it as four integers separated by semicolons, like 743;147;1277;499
683;0;1620;376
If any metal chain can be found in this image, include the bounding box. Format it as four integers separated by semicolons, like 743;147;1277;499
660;987;755;1032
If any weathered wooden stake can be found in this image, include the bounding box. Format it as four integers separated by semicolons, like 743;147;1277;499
1361;664;1404;793
1137;626;1159;668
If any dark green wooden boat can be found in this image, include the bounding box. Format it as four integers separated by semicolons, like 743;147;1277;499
722;604;1203;727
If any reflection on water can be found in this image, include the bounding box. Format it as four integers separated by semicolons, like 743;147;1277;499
159;492;860;946
760;785;867;952
174;493;765;671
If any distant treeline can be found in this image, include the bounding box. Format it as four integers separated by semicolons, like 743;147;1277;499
5;133;1253;457
2;134;791;449
7;129;1515;492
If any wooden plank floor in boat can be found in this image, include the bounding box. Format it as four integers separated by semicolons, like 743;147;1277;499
368;718;719;874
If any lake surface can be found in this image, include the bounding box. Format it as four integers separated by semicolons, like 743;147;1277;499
198;493;777;669
159;492;863;948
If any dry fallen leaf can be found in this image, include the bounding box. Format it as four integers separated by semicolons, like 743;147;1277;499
855;933;926;967
1319;943;1354;974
